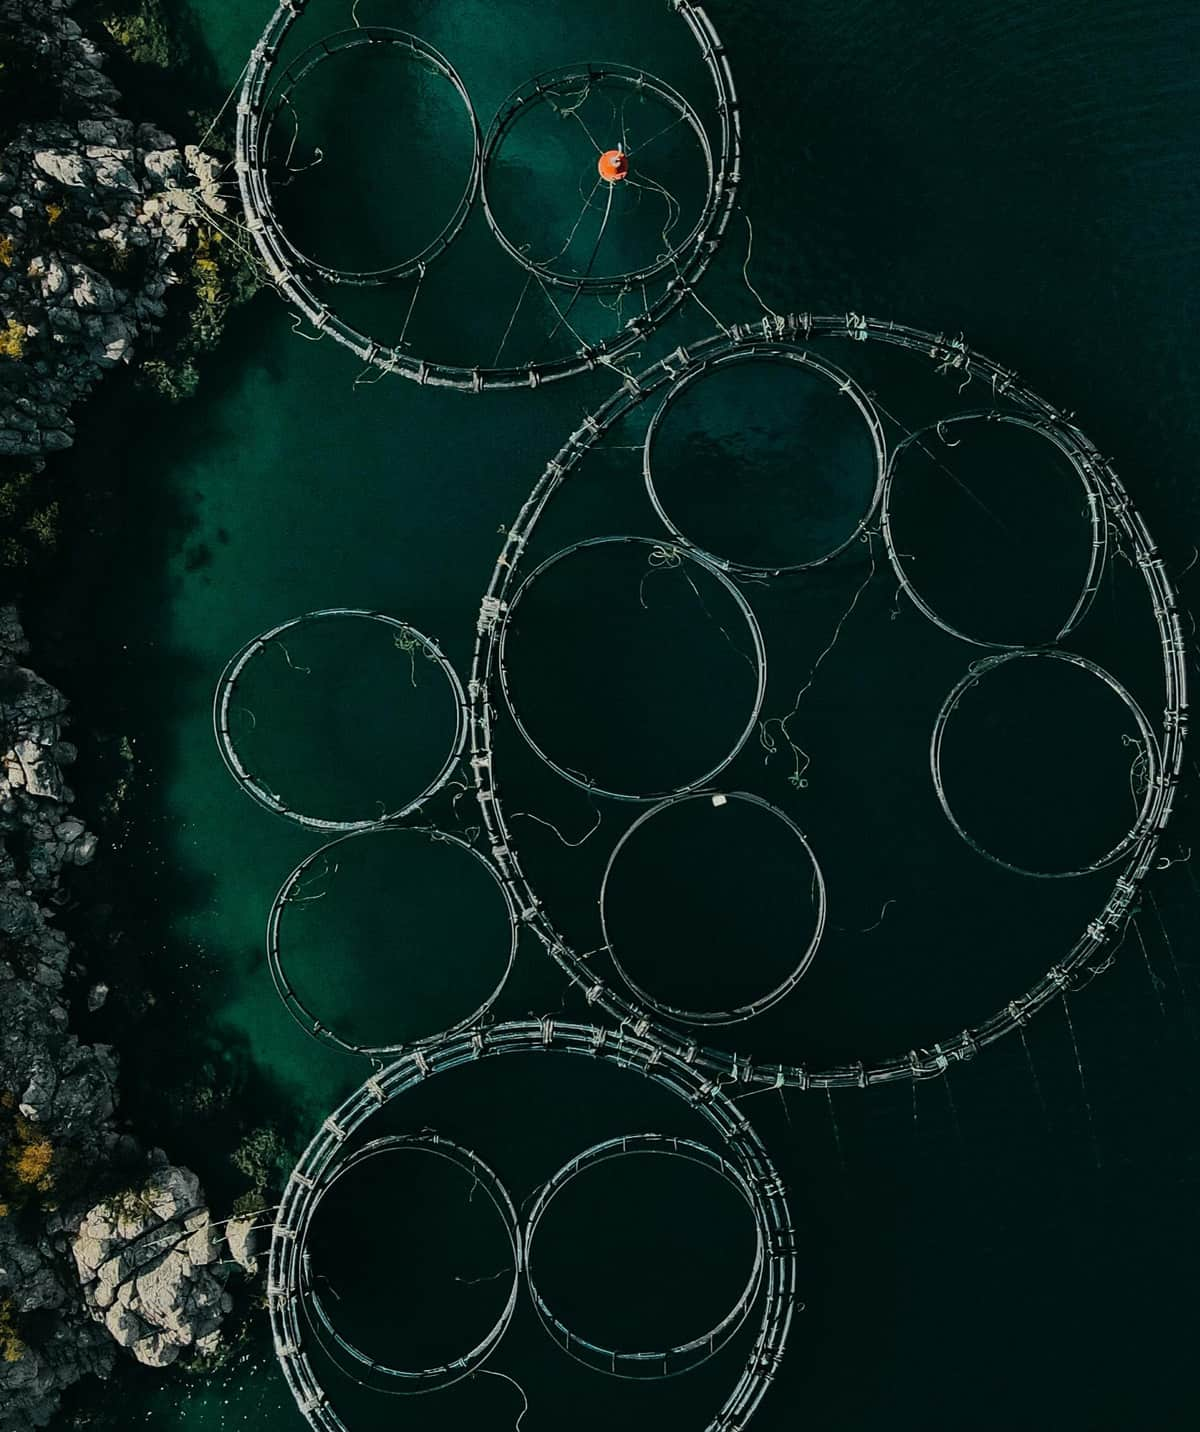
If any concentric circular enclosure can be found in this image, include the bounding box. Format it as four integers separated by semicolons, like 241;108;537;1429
468;314;1189;1090
523;1134;765;1378
266;826;518;1059
642;347;887;576
881;410;1109;648
269;1021;798;1432
480;62;716;292
496;535;767;802
235;3;741;391
600;792;827;1024
298;1134;522;1393
212;609;467;832
256;27;481;286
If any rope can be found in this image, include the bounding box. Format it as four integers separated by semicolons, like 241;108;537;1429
760;533;878;787
474;1369;529;1430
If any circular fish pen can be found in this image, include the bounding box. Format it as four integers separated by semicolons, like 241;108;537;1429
468;312;1189;1089
297;1133;522;1393
234;1;741;390
269;1020;798;1431
523;1133;765;1379
479;63;720;292
253;28;481;286
882;410;1109;649
212;609;467;832
266;826;518;1059
599;792;827;1026
641;346;888;577
930;649;1163;881
495;535;767;803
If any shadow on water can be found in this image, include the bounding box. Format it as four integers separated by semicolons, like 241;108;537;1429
21;287;311;1201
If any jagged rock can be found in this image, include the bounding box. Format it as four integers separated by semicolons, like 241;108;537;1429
70;266;117;314
73;1166;231;1369
0;0;228;459
0;607;122;1431
224;1215;262;1276
32;150;89;189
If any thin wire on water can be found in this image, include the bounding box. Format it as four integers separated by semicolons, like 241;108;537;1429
1132;915;1169;1019
635;544;757;687
196;52;253;153
1061;994;1102;1171
535;177;603;268
494;274;536;366
741;214;783;323
834;897;897;934
825;1088;847;1173
760;532;879;787
1147;887;1195;1028
874;391;1014;536
274;640;311;675
510;806;603;848
542;181;615;348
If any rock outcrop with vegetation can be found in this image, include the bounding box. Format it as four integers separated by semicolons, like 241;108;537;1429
72;1162;231;1369
0;605;117;1429
0;606;234;1430
0;0;228;461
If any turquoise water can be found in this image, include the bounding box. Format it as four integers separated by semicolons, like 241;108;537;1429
29;1;1200;1428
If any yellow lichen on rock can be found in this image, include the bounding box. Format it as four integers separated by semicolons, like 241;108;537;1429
6;1113;55;1192
0;1299;25;1364
0;318;24;358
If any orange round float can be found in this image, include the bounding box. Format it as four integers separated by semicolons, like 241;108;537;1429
598;148;629;183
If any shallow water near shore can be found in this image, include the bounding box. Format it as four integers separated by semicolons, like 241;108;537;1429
27;1;1200;1428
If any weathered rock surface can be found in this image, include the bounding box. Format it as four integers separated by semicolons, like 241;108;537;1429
0;608;232;1429
73;1161;232;1368
0;606;121;1428
223;1214;262;1276
0;0;225;457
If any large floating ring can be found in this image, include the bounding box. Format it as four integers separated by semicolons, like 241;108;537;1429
296;1134;522;1393
270;1021;798;1431
600;792;826;1024
930;648;1163;880
496;535;767;803
266;826;518;1058
468;316;1188;1088
882;410;1109;649
523;1133;765;1378
255;28;481;286
212;609;467;833
642;346;887;577
236;4;741;391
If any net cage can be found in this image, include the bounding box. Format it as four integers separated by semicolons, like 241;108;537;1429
496;534;768;803
296;1133;523;1394
212;608;468;832
265;825;519;1058
235;0;742;391
467;313;1189;1092
598;791;827;1027
269;1021;797;1429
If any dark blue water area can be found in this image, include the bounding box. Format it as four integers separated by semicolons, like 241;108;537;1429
25;1;1200;1430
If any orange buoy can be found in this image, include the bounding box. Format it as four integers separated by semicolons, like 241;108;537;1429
598;149;629;183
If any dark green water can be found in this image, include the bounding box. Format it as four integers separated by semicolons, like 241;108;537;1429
26;1;1200;1428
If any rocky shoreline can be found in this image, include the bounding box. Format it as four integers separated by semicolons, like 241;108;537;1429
0;0;227;461
0;4;260;1426
0;605;255;1428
